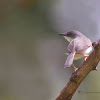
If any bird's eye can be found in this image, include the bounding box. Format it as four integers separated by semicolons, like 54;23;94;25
67;33;71;36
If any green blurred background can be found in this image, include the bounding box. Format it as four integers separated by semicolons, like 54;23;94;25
0;0;100;100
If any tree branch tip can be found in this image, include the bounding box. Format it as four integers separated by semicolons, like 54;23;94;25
92;67;98;71
92;39;100;48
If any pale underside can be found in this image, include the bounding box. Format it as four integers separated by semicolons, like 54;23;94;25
74;46;93;60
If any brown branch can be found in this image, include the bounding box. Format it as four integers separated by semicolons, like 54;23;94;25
56;39;100;100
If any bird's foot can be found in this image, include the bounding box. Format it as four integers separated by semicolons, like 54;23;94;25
74;67;78;71
84;55;89;61
72;63;78;71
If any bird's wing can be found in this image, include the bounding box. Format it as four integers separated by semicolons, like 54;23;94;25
64;40;76;68
74;37;92;52
68;37;92;53
64;51;75;68
67;40;76;53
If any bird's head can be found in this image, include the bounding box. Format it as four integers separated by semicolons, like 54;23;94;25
59;30;83;42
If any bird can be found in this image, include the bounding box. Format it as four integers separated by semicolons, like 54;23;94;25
59;30;93;71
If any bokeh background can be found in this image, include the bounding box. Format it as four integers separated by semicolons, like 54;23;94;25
0;0;100;100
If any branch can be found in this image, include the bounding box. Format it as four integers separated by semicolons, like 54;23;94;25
56;39;100;100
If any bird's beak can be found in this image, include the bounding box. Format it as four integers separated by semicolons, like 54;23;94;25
58;33;66;36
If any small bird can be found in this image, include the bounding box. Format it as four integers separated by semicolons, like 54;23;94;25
59;30;93;71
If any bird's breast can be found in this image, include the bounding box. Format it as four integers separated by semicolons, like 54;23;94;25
74;53;84;60
64;36;72;42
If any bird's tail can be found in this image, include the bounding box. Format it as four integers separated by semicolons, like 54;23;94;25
64;51;75;68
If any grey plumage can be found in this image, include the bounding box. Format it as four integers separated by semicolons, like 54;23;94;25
64;51;75;68
59;30;92;68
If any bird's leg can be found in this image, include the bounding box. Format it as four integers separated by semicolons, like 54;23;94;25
78;53;89;61
72;62;78;71
84;55;88;61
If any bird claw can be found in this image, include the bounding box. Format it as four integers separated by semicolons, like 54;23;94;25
74;68;78;71
84;55;89;61
85;57;87;61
